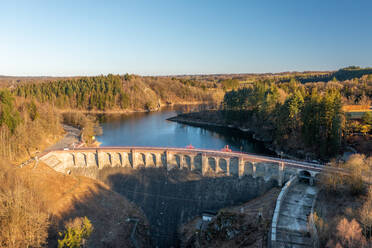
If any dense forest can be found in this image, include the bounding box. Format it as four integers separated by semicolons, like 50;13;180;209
13;74;222;111
222;73;372;158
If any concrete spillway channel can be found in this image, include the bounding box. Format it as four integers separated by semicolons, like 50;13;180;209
275;183;318;247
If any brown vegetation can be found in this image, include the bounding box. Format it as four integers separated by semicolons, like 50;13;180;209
0;92;63;162
315;154;372;247
0;161;151;247
0;162;49;248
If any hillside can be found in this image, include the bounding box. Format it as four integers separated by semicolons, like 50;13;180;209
0;161;151;247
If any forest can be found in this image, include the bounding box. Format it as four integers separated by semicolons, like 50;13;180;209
222;72;372;158
13;74;222;111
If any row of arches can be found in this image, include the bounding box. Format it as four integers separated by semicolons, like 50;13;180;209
68;151;282;178
63;151;319;185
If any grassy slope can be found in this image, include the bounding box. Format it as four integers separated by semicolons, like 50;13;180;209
1;161;151;247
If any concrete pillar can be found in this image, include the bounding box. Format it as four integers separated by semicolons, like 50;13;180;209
215;158;220;173
97;151;104;169
189;155;195;171
156;153;163;168
212;157;218;173
166;151;172;170
201;153;208;176
180;155;186;169
122;152;130;167
238;157;244;178
252;162;256;178
226;158;230;176
117;153;123;166
131;149;137;169
278;162;285;187
86;152;97;168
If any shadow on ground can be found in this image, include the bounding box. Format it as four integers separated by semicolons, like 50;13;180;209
95;167;277;247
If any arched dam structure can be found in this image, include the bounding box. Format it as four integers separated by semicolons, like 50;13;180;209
40;147;323;247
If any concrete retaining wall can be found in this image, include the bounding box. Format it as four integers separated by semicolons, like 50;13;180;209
270;175;298;247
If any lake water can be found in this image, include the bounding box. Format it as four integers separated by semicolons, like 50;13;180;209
96;107;271;155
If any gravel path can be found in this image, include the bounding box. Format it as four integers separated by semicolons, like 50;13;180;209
44;124;81;151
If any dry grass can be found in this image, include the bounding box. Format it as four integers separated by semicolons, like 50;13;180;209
0;161;150;247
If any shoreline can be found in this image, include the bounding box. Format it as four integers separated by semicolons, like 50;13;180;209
57;101;213;114
167;115;302;160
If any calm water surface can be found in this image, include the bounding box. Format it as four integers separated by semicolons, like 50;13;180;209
96;108;271;155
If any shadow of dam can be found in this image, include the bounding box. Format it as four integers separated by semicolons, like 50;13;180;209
86;167;278;247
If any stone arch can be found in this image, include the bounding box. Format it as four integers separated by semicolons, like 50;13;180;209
123;152;132;167
299;170;311;184
217;158;228;174
244;162;253;176
75;153;86;167
183;155;191;170
98;152;111;167
86;152;98;168
193;154;202;173
107;153;112;166
229;157;239;176
255;162;266;178
314;173;322;185
263;163;277;181
111;152;122;167
174;154;181;169
118;152;123;165
146;153;156;167
139;153;146;167
160;153;166;167
208;157;216;172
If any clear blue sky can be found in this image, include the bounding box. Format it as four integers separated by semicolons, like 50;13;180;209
1;0;372;76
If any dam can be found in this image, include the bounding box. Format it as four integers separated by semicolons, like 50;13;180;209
40;147;323;247
40;146;322;185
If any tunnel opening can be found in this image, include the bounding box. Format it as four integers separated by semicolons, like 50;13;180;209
299;170;311;184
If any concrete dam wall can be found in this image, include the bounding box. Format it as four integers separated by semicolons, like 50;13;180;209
40;147;316;185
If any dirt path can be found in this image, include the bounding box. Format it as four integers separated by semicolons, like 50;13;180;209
44;124;81;151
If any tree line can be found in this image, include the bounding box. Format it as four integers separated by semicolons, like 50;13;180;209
14;74;221;111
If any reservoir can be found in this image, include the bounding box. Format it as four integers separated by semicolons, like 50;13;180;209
96;107;271;155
